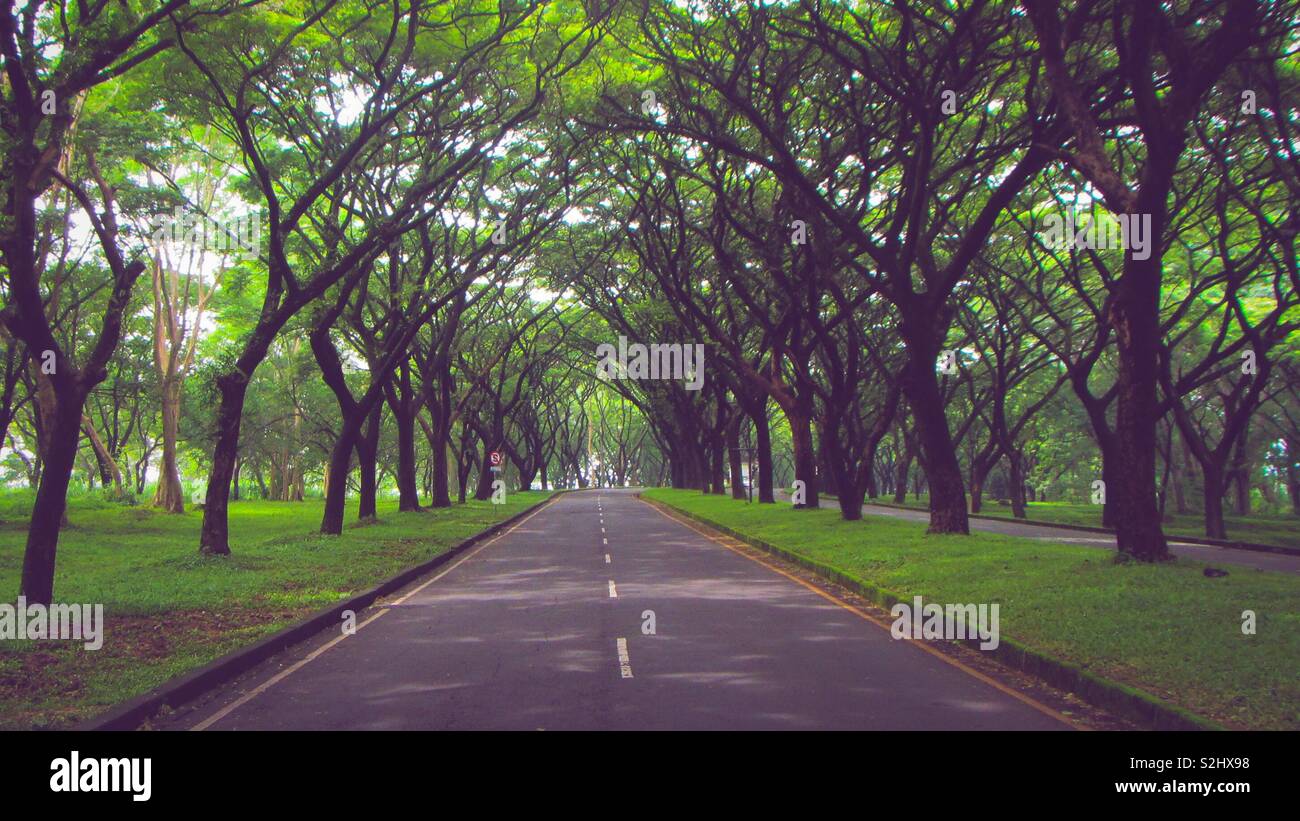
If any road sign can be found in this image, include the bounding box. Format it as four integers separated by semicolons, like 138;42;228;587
489;450;503;466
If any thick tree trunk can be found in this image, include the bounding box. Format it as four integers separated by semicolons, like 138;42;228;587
19;388;86;605
1202;464;1227;540
322;421;362;535
901;351;968;534
818;434;839;498
1107;196;1171;559
519;463;539;490
709;433;725;495
473;434;497;501
385;366;422;511
200;374;254;555
431;421;452;507
726;415;745;499
356;401;382;521
836;483;865;521
668;445;685;489
969;473;985;514
787;408;818;509
968;448;997;515
1008;453;1027;519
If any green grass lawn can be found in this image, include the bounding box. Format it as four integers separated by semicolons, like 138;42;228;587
645;488;1300;730
876;494;1300;548
0;491;552;729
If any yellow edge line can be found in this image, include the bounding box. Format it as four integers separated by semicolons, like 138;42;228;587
643;499;1088;731
190;495;562;731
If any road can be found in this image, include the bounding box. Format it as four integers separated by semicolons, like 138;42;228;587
775;492;1299;574
171;489;1071;731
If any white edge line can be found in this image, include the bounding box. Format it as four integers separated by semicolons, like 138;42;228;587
190;498;557;731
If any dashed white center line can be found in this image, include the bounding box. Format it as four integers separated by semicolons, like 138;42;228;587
602;537;608;545
601;526;605;533
608;580;618;598
605;553;611;564
616;637;633;678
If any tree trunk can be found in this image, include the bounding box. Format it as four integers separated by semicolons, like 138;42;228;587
893;440;911;505
356;401;382;520
835;483;865;520
753;406;774;503
709;431;725;495
1231;434;1251;516
473;434;497;501
431;420;452;507
864;441;880;500
82;415;123;494
200;374;253;555
19;387;86;605
153;378;185;512
1094;447;1116;528
322;422;362;535
385;365;422;511
726;415;745;499
1202;464;1227;540
1008;453;1027;519
901;351;969;534
1107;208;1171;559
787;408;818;508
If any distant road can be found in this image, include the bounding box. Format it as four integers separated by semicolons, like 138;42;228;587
172;489;1070;730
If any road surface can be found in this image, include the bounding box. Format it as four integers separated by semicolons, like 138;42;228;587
171;489;1071;731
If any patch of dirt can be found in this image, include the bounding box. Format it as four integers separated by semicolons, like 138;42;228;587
0;606;310;729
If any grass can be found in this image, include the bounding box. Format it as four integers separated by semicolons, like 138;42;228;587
875;494;1300;548
0;491;553;729
644;488;1300;730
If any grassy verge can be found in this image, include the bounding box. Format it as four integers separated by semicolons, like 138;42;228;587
879;494;1300;548
0;492;552;729
644;488;1299;730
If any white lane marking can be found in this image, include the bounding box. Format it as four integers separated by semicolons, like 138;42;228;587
191;497;559;731
605;554;611;564
602;537;608;545
608;580;618;598
616;637;633;678
601;526;605;533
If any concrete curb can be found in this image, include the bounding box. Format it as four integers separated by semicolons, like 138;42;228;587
75;491;567;731
642;493;1223;732
816;494;1300;558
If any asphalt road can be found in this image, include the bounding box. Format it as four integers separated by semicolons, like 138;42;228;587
773;490;1297;574
173;489;1070;731
853;501;1300;575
